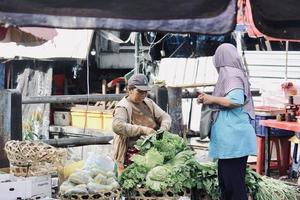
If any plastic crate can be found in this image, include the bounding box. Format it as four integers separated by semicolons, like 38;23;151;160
71;105;104;130
71;111;103;130
102;111;113;131
253;115;294;137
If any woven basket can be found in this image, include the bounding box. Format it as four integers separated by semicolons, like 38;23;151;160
127;187;191;200
4;140;66;177
59;188;121;200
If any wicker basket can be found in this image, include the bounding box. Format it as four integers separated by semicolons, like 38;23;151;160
127;187;191;200
59;188;121;200
4;140;66;177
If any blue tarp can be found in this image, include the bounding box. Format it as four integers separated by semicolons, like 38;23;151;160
0;63;4;89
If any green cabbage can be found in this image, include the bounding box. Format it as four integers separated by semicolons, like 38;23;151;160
131;147;164;170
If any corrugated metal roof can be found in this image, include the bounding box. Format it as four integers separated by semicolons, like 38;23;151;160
0;29;93;60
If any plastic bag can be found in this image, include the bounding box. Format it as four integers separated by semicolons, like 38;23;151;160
94;173;106;184
83;152;114;172
59;181;76;194
68;169;92;184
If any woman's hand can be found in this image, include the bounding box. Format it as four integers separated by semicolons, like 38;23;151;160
281;82;297;96
198;92;240;108
197;93;215;105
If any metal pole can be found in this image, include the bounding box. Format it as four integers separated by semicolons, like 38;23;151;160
264;127;271;176
42;136;113;147
134;32;141;74
285;41;289;81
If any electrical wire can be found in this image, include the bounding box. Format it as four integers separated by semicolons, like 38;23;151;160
168;39;187;58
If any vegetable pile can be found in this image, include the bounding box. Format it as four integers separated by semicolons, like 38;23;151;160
119;131;200;193
196;162;297;200
119;130;298;200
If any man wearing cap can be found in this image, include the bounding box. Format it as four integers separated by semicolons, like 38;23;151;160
112;73;171;175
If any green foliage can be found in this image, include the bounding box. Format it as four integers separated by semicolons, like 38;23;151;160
254;176;297;200
196;162;220;200
131;148;164;170
196;162;297;200
121;131;198;193
135;131;188;161
22;112;42;140
122;130;297;199
118;163;148;190
146;165;173;192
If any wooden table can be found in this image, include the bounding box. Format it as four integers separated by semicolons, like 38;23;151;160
259;120;300;176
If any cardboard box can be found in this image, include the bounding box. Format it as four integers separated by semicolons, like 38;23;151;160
0;174;52;200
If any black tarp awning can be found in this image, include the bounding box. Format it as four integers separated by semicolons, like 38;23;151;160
250;0;300;40
0;0;236;35
1;0;300;39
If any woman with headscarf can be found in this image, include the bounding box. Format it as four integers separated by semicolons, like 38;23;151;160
197;43;257;200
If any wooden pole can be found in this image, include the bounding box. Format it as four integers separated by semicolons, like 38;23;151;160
171;83;216;88
22;94;125;104
167;87;183;136
102;79;107;95
0;90;22;167
115;82;120;94
134;32;141;74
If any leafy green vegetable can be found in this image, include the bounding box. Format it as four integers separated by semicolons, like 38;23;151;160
118;163;148;190
135;131;188;160
121;131;198;193
135;133;158;155
254;176;297;200
196;162;298;200
146;165;173;192
170;150;196;165
152;131;188;161
196;162;220;200
131;148;164;170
